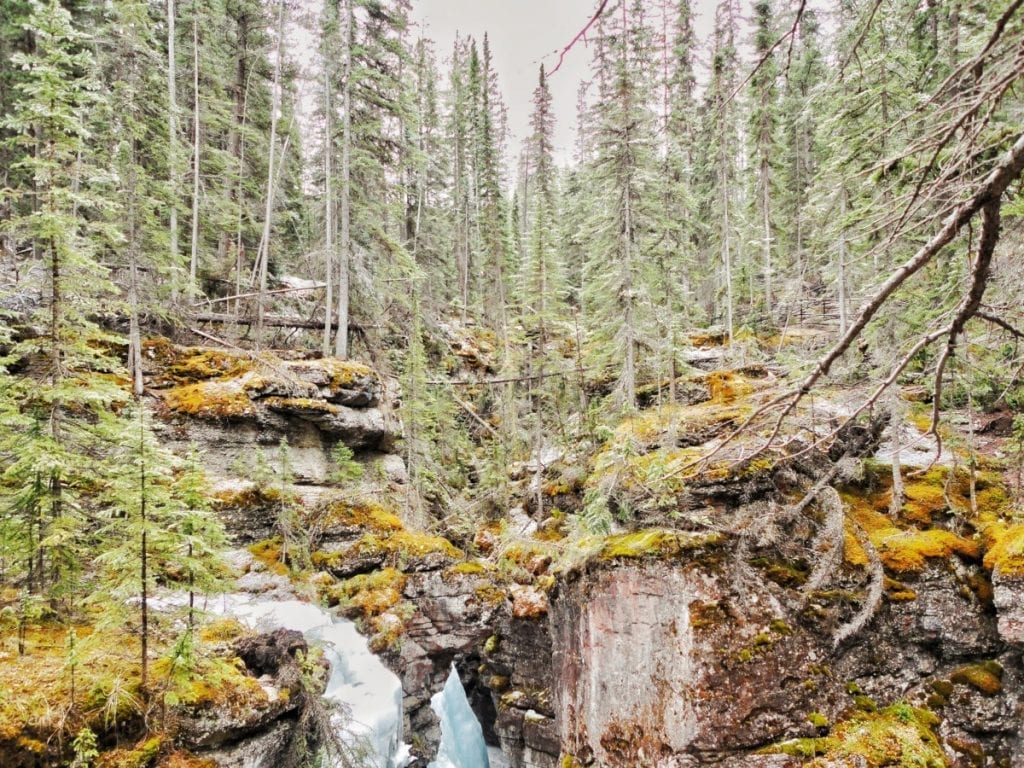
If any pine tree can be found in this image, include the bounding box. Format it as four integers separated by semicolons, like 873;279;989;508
748;0;780;322
582;0;660;410
0;0;124;609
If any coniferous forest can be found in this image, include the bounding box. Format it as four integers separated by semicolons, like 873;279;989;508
2;1;1024;766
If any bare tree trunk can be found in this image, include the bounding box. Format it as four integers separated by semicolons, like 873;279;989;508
621;180;636;410
761;158;772;320
322;28;334;356
256;0;285;348
167;0;179;301
334;0;351;359
838;186;849;335
888;390;904;516
189;7;201;295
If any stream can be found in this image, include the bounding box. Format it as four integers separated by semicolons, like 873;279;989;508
220;594;495;768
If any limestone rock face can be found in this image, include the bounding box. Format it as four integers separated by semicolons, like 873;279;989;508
992;571;1024;646
391;545;1023;768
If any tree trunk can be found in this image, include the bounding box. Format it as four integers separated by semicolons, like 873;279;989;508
256;0;285;348
189;5;201;294
334;0;352;359
322;22;334;357
167;0;179;300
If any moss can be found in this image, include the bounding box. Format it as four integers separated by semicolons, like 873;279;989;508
884;577;919;602
877;529;980;574
982;523;1024;576
761;738;832;758
597;529;724;562
328;568;407;619
761;703;945;767
444;561;492;577
198;618;246;643
96;736;163;768
214;485;285;510
263;396;340;414
689;600;728;630
158;753;218;768
474;583;508;606
248;538;290;576
807;712;830;729
751;557;809;587
853;694;878;712
143;339;254;384
706;370;753;403
950;660;1003;696
289;358;373;388
317;499;404;534
163;378;259;420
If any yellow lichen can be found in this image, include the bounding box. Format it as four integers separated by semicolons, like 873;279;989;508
248;538;290;576
328;568;408;618
876;529;980;574
598;529;724;561
263;397;340;414
316;499;404;534
982;522;1024;576
706;370;753;403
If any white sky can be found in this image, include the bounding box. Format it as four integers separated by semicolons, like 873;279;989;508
411;1;721;165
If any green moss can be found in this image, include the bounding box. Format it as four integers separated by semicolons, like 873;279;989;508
248;538;290;576
853;694;878;712
689;600;727;630
598;529;724;562
807;712;829;728
761;704;945;767
444;561;492;577
328;568;408;619
317;499;404;534
96;736;163;768
950;661;1003;696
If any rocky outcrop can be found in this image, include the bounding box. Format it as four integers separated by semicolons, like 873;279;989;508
174;628;329;768
143;339;406;542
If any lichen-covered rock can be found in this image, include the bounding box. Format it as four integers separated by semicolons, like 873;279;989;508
992;571;1024;646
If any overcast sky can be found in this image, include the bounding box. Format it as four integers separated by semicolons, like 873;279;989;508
410;1;722;166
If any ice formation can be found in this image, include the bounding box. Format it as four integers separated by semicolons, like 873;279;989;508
428;664;491;768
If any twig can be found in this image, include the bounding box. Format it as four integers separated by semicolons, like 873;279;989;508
548;0;611;76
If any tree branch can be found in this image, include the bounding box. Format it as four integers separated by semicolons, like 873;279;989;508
548;0;611;76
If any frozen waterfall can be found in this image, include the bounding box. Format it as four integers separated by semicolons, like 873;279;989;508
220;596;411;768
428;665;491;768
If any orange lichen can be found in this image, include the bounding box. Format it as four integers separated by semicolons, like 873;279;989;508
950;661;1003;696
315;499;404;534
706;370;753;404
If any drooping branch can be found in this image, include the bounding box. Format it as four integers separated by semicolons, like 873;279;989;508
668;132;1024;476
548;0;611;76
927;199;1002;459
